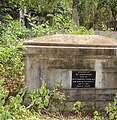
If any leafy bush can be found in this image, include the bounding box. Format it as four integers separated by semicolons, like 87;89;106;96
30;13;95;37
26;81;50;112
0;46;24;79
0;79;12;120
52;14;95;35
93;94;117;120
0;16;30;47
72;101;83;113
105;94;117;120
0;17;30;80
49;82;66;112
93;111;104;120
0;80;68;119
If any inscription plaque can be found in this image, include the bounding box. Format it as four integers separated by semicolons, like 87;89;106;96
72;71;96;88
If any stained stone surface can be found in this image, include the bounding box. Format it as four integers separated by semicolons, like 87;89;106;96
24;34;117;108
24;34;117;47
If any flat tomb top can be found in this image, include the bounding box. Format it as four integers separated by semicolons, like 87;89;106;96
24;34;117;47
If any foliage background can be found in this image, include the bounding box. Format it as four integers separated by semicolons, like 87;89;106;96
0;0;117;30
0;0;117;119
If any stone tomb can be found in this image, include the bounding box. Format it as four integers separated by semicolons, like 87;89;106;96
24;34;117;107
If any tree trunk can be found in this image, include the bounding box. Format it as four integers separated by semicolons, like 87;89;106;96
72;8;80;28
19;9;25;25
72;0;80;28
111;10;117;30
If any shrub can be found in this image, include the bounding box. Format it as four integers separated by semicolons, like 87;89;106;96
0;16;30;47
105;94;117;120
26;81;50;112
0;79;12;120
0;80;68;119
93;111;104;120
93;94;117;120
72;101;83;113
0;46;24;79
0;17;30;80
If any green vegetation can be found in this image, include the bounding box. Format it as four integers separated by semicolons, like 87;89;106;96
105;94;117;120
0;18;28;85
93;94;117;120
0;0;117;119
0;0;117;30
1;78;117;119
0;80;83;120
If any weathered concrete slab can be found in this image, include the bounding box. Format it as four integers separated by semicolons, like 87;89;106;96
24;34;117;107
24;34;117;47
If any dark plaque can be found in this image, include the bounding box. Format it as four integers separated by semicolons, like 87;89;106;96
72;71;96;88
